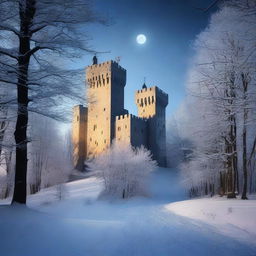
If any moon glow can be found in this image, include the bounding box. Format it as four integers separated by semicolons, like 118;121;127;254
136;34;147;44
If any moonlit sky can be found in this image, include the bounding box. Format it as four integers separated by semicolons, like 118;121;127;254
72;0;217;118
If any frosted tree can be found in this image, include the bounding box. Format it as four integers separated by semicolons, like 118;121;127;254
0;0;104;204
28;114;73;194
177;0;256;198
86;141;156;199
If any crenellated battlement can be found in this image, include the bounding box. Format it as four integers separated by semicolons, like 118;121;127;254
116;114;130;120
130;114;147;122
135;85;168;108
136;86;168;96
136;86;155;94
87;60;126;72
86;60;126;89
116;113;148;122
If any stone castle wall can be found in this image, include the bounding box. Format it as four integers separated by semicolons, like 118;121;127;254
115;114;147;148
72;105;87;170
72;59;168;170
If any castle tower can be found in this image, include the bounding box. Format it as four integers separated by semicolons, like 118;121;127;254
86;59;127;157
135;85;168;166
72;105;88;170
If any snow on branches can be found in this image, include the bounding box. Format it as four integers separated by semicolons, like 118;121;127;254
86;141;157;199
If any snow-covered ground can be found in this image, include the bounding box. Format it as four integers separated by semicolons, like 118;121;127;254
0;168;256;256
166;196;256;244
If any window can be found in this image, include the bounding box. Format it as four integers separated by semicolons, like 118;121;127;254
90;137;92;142
107;77;109;84
152;96;154;103
77;116;79;121
101;131;103;135
93;125;97;131
148;96;151;104
104;139;106;144
125;125;127;129
118;127;121;131
103;108;106;111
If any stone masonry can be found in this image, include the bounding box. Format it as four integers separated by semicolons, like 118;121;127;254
72;57;168;170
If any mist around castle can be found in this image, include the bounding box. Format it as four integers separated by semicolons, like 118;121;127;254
0;0;256;256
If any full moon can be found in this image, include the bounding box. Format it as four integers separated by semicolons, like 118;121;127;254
136;34;147;44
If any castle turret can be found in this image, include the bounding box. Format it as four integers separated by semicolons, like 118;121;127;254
72;105;88;170
135;86;168;166
86;60;127;157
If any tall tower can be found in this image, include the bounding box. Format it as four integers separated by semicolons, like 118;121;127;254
135;85;168;166
72;105;87;170
86;59;126;157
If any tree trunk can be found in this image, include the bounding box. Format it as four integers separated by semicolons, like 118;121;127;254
241;73;248;200
226;75;237;199
233;118;239;194
248;135;256;194
12;0;36;204
12;61;29;204
241;124;248;199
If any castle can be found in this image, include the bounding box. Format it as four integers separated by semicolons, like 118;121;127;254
72;57;168;170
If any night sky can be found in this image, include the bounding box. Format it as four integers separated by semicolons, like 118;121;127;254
74;0;217;118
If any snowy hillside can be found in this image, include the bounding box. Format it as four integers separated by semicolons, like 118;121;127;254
166;196;256;243
0;168;256;256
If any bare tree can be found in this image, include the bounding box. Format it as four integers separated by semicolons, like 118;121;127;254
0;0;104;204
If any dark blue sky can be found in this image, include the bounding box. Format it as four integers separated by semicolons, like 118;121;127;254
75;0;217;118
